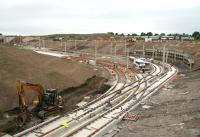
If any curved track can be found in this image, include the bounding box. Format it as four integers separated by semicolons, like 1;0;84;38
13;57;176;137
13;60;128;137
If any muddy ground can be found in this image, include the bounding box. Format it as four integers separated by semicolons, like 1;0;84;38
116;69;200;137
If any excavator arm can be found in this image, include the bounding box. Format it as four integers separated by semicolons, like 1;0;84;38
16;80;45;123
16;80;44;107
15;80;63;124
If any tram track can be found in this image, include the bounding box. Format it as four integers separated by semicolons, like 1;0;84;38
13;57;172;137
35;63;161;136
13;60;128;137
76;66;177;137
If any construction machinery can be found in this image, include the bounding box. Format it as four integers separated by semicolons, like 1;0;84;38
16;80;63;124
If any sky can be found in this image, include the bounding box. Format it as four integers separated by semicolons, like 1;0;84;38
0;0;200;35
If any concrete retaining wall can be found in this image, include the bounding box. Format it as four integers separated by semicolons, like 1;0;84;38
131;48;194;69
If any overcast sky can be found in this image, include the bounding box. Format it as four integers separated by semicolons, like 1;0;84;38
0;0;200;35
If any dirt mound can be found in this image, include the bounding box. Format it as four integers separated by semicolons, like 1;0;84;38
0;46;98;111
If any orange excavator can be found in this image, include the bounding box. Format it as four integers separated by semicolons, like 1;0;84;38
16;80;63;124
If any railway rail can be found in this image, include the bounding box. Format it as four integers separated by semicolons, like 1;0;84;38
69;66;176;137
13;51;177;137
13;59;128;137
15;64;161;137
53;64;162;137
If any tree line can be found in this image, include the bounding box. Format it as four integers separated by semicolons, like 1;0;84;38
107;31;200;40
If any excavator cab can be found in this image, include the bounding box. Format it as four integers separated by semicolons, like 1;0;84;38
36;89;63;119
41;89;62;110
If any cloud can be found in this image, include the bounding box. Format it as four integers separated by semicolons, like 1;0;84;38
0;0;200;35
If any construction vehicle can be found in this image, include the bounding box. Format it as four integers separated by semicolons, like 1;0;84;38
16;80;63;124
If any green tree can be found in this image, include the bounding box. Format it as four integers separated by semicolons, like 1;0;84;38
120;33;124;36
147;32;153;36
192;31;200;40
141;32;146;36
131;33;137;36
160;33;165;36
107;32;114;35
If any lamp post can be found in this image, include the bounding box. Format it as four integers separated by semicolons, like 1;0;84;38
114;41;116;63
110;37;115;64
152;45;154;59
162;45;166;72
94;40;97;65
65;41;67;54
43;40;45;48
125;39;127;57
143;44;145;57
60;38;63;52
39;36;41;49
126;48;129;70
74;40;77;50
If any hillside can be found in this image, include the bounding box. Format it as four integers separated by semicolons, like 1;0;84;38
0;46;100;111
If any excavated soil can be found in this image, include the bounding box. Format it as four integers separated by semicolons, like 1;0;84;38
0;45;110;135
61;75;110;112
0;46;109;111
116;69;200;137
